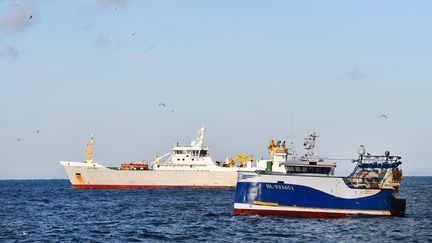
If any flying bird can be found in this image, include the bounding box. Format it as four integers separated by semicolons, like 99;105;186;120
132;32;136;36
37;130;40;133
148;46;155;50
158;103;166;107
379;114;388;119
171;110;174;113
29;15;32;20
17;138;21;142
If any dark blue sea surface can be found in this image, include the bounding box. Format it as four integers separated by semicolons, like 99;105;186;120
0;177;431;242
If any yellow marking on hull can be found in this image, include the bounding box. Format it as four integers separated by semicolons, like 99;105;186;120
75;175;85;184
253;201;279;206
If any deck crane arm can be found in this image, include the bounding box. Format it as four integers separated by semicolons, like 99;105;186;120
229;155;253;167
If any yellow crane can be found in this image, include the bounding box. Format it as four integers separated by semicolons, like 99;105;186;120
229;155;253;167
268;139;287;154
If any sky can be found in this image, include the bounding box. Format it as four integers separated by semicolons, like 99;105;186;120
0;0;431;179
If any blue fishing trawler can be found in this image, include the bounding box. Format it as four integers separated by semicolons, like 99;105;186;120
234;133;405;217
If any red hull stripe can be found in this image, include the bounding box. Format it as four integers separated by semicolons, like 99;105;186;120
72;184;232;189
233;208;387;218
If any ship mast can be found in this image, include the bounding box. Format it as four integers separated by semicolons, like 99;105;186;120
303;132;317;158
191;127;205;147
86;135;94;162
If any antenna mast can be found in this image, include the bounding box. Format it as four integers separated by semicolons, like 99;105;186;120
86;135;94;162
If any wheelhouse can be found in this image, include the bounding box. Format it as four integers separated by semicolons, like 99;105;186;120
281;163;336;176
172;148;209;157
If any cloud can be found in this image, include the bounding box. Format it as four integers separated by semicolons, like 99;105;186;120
345;66;374;82
77;0;128;16
97;0;128;8
93;31;112;48
0;3;36;34
0;45;20;60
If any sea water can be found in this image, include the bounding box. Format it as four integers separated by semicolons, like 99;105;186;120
0;177;431;242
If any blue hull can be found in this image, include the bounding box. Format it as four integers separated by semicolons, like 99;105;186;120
234;181;405;217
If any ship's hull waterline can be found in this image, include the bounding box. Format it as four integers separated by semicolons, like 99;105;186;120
233;204;397;217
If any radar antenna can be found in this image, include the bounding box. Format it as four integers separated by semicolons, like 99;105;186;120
303;132;318;157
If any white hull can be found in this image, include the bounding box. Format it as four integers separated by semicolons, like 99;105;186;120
61;161;239;188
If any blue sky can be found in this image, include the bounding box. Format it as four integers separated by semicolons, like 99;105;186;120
0;0;431;179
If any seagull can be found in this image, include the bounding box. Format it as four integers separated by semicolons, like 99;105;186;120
379;114;388;119
158;103;166;107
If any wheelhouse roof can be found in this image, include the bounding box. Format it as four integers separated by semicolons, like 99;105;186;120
280;162;336;167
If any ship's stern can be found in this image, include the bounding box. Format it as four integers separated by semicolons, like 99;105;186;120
390;196;406;217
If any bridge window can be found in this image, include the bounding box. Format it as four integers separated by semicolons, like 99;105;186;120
285;166;331;174
200;150;208;157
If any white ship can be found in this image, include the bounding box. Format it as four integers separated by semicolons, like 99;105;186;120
60;128;257;188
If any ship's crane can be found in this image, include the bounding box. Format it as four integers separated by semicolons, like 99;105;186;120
268;139;287;154
229;155;253;167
